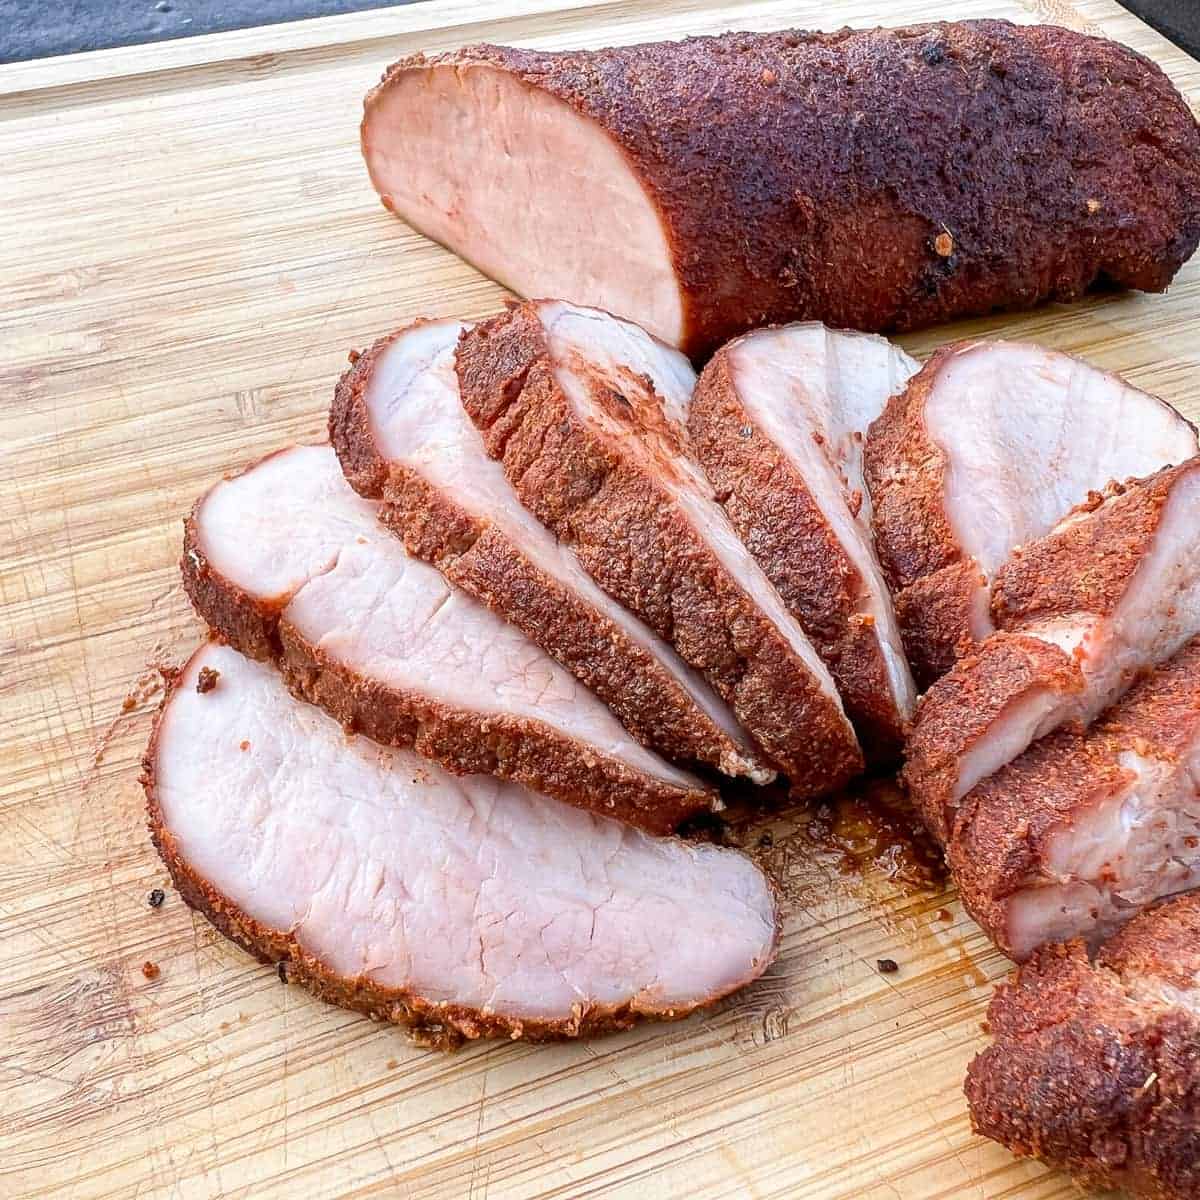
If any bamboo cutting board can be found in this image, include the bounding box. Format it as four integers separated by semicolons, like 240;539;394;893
3;1;1199;1197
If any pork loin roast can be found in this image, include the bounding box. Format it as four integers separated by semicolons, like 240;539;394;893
362;21;1200;358
949;637;1200;961
907;460;1200;844
146;643;779;1043
181;444;714;833
966;894;1200;1199
330;317;771;784
865;340;1198;684
456;300;862;794
689;323;918;758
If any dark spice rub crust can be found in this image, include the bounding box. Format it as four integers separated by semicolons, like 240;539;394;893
144;647;781;1046
687;344;907;759
966;896;1200;1199
456;303;862;795
330;326;772;783
180;451;716;836
372;21;1200;358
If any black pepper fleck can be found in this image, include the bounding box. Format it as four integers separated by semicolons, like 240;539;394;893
877;958;899;974
148;888;166;909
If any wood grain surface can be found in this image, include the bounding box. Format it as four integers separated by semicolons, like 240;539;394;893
2;1;1197;1197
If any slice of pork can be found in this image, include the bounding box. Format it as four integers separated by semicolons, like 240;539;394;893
181;444;713;834
966;893;1200;1200
949;637;1200;961
330;317;771;784
361;23;1200;358
865;340;1197;685
906;460;1200;844
147;643;779;1044
456;300;862;795
689;323;919;758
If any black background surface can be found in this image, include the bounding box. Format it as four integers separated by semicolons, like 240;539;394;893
0;1;1197;64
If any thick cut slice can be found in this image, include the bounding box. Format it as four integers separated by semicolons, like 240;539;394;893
456;300;862;795
949;638;1200;960
362;22;1200;358
865;340;1197;684
906;461;1200;843
966;894;1200;1199
689;323;918;758
330;317;770;783
147;643;779;1044
181;444;713;833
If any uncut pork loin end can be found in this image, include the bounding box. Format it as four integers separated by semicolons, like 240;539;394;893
363;22;1200;356
147;644;780;1045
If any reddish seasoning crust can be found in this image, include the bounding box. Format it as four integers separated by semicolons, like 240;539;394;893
371;21;1200;359
142;648;782;1047
329;327;772;783
863;344;983;686
966;897;1200;1199
993;463;1199;627
179;453;716;836
455;304;863;796
948;638;1200;959
902;632;1084;844
688;343;907;759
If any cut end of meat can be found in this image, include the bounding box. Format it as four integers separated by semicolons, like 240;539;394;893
866;340;1197;685
949;638;1200;960
330;317;773;784
689;322;918;758
966;895;1200;1199
362;58;685;347
147;644;780;1043
182;444;715;834
457;300;863;795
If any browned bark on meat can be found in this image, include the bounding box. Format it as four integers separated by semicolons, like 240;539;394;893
371;20;1200;357
330;329;772;783
966;896;1200;1200
456;304;863;795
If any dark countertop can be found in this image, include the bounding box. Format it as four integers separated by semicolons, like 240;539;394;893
0;0;1197;64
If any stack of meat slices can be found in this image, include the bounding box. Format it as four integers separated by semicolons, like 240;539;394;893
150;298;1200;1065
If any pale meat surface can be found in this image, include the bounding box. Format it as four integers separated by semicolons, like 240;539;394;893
949;638;1200;961
147;644;779;1041
183;444;712;832
865;340;1197;683
689;323;918;757
329;318;769;782
906;461;1200;843
456;300;862;794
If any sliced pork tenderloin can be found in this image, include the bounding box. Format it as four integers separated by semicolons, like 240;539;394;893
181;444;713;834
362;22;1200;358
330;317;770;784
966;893;1200;1199
456;300;862;795
949;637;1200;961
865;341;1197;685
146;643;779;1044
689;323;918;759
907;460;1200;844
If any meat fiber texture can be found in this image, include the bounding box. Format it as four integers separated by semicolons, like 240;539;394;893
966;893;1200;1199
948;637;1200;961
361;20;1200;359
180;443;714;834
689;322;918;759
906;459;1200;845
329;316;772;784
455;299;862;796
146;643;779;1044
865;340;1198;686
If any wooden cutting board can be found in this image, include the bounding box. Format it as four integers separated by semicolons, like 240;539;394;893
3;1;1198;1196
